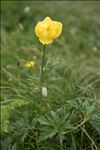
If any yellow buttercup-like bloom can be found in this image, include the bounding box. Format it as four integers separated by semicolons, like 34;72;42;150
25;61;35;68
35;17;63;45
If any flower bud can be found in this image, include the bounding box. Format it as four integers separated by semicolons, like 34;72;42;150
42;87;48;97
24;6;30;14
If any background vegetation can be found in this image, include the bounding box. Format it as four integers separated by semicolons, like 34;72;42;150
1;1;100;150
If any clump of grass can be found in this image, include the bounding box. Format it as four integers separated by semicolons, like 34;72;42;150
1;1;100;150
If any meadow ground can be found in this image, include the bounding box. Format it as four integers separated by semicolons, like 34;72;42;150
1;1;100;150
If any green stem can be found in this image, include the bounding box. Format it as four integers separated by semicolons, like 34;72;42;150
81;127;97;150
40;44;46;86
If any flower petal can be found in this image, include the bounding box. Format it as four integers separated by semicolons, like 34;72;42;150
50;21;63;39
35;21;42;37
39;37;53;45
43;17;52;22
35;22;49;37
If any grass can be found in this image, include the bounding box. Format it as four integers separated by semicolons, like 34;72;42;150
1;1;100;150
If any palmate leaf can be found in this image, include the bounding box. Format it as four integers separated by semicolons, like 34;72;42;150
50;111;60;127
38;116;52;126
38;111;61;129
66;98;95;117
38;127;57;142
38;110;72;144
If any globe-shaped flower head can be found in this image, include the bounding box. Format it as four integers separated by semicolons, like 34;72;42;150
35;17;63;45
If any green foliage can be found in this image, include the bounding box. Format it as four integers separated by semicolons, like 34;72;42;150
1;1;100;150
38;110;71;144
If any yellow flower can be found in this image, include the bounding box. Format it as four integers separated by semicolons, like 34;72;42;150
35;17;63;45
25;61;35;68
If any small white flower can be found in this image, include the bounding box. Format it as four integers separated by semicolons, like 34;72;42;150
42;87;48;97
24;6;30;14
